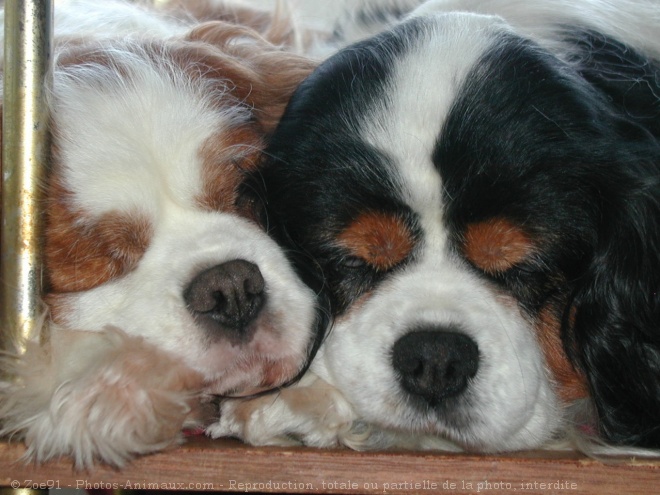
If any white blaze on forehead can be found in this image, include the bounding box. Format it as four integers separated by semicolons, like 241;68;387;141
360;13;505;217
51;51;252;218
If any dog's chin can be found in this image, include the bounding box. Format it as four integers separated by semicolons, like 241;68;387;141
194;312;314;397
203;355;305;397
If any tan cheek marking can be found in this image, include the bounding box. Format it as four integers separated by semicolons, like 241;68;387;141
536;306;589;403
196;125;263;213
45;178;153;293
338;212;414;271
463;218;535;274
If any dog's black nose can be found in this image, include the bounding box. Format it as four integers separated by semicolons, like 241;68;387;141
392;329;479;405
184;260;265;343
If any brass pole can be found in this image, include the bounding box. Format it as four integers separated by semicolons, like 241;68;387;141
1;0;53;355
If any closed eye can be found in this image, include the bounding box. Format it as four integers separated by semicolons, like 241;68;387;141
236;180;268;228
337;210;417;272
342;255;368;270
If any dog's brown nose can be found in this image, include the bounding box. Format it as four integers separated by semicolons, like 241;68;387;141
392;329;479;406
184;260;265;343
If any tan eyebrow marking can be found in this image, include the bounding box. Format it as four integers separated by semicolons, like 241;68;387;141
463;217;535;274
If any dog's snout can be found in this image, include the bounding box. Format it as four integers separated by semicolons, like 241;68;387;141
392;329;479;405
185;260;266;342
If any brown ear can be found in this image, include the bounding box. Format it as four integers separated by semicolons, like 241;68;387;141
185;20;316;133
166;0;298;47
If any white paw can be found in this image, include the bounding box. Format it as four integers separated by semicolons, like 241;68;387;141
206;373;357;447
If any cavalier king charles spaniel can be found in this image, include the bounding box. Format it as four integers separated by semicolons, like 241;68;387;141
0;0;321;467
212;0;660;454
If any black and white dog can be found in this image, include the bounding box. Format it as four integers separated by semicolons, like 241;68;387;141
212;0;660;453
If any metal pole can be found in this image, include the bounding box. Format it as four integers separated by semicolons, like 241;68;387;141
1;0;53;355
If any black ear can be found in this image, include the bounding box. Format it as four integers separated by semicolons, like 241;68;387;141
570;177;660;447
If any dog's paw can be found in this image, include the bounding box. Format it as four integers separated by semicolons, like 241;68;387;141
0;327;204;468
206;373;357;447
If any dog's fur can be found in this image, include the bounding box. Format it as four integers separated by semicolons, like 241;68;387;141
0;0;320;467
211;0;660;453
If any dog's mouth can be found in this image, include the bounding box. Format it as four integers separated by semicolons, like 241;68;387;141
212;305;328;399
200;353;303;398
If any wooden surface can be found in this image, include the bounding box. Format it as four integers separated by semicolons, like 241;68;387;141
1;436;659;494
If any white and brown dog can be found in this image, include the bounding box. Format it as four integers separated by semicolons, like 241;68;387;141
0;0;320;468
